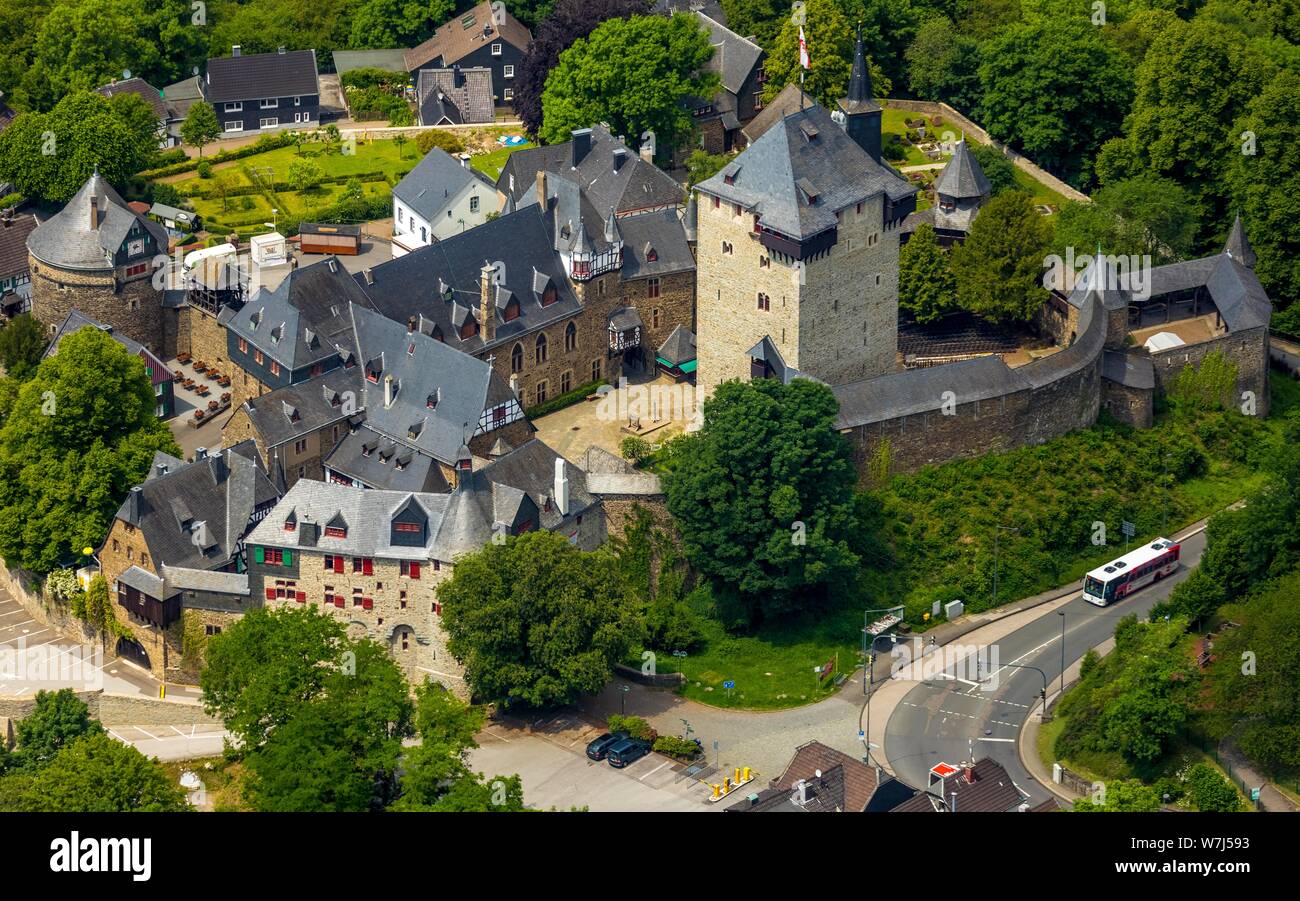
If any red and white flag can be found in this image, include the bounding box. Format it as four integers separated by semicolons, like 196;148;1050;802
798;25;810;70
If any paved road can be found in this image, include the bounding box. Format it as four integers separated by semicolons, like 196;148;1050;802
884;527;1208;805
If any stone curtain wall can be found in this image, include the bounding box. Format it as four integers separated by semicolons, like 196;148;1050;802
0;690;218;726
1149;326;1271;418
28;258;167;355
883;99;1090;205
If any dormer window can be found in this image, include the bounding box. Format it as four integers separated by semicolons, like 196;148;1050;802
426;389;440;409
541;287;556;307
800;122;819;143
722;163;740;186
324;526;346;538
503;298;520;321
460;319;478;340
284;521;296;532
797;178;820;205
431;325;444;343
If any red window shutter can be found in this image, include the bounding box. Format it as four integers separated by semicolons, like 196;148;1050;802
334;597;344;609
334;556;344;573
410;562;421;580
363;597;373;610
265;587;276;601
363;558;374;575
296;590;306;602
434;602;442;615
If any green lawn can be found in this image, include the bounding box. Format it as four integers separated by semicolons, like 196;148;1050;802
471;140;534;180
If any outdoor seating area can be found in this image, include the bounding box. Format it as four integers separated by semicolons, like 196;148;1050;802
167;356;235;426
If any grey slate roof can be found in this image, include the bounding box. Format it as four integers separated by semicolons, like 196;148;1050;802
204;49;319;104
325;424;450;493
1224;214;1256;267
742;82;805;144
111;442;279;572
222;257;377;371
417;68;495;126
0;212;38;280
658;324;696;365
160;75;205;121
840;27;880;117
834;354;1027;429
240;365;359;450
696;12;764;96
618;208;695;278
160;565;250;596
933;140;991;200
498;124;685;215
43;308;161;364
96;77;168;122
27;172;168;271
394;146;496;221
1144;249;1271;333
1101;350;1155;390
697;102;913;240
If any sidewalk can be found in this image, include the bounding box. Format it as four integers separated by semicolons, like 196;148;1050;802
1216;740;1300;812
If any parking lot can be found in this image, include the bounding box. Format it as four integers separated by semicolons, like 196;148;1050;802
471;712;733;812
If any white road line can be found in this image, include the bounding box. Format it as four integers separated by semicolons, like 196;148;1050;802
2;619;34;629
170;726;187;737
639;759;672;781
0;609;29;618
978;737;1016;743
19;629;49;640
107;729;129;743
481;728;512;743
136;727;160;741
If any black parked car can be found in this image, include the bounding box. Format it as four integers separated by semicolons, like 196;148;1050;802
585;732;627;761
606;737;651;768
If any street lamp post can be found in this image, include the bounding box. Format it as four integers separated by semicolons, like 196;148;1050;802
993;525;1020;608
977;658;1050;720
618;684;630;716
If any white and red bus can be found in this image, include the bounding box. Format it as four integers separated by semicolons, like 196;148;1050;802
1082;538;1181;607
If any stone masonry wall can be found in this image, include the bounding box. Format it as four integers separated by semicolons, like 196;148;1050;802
1149;325;1270;418
28;258;165;356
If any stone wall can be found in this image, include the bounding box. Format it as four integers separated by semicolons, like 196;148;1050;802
28;258;166;356
882;99;1090;205
601;495;672;544
1101;379;1153;428
0;690;218;726
1149;325;1270;418
623;269;695;362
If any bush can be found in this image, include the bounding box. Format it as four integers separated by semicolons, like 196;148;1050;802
0;191;24;210
645;594;705;653
620;436;651;465
882;133;907;163
652;735;701;760
607;715;656;742
527;378;606;418
197;160;212;179
137;131;298;178
415;129;467;156
1184;763;1241;812
340;67;408;91
1152;776;1183;804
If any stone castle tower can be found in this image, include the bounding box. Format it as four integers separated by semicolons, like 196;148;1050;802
693;32;917;389
26;172;169;355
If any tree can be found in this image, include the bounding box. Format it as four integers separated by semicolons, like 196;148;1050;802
1053;175;1201;265
764;0;852;108
967;143;1017;197
392;132;408;160
950;191;1052;323
0;327;179;572
392;684;527;811
287;158;324;193
1184;763;1241;812
686;149;730;186
899;222;957;324
663;378;861;627
0;90;159;203
349;0;455;49
514;0;650;136
905;17;982;113
540;13;719;151
440;530;636;708
0;314;47;381
720;0;786;48
13;688;103;771
21;733;187;811
180;101;221;158
976;19;1132;187
1072;779;1161;812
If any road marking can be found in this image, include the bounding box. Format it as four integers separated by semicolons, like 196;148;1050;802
170;726;187;737
639;760;672;781
977;737;1016;743
481;728;512;743
107;729;128;743
136;727;159;741
0;609;28;618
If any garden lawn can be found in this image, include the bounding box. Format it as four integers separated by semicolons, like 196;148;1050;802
471;140;534;180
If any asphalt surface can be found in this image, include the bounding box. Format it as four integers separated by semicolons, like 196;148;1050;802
883;527;1208;805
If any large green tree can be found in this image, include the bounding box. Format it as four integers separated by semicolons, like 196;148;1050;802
0;327;179;572
349;0;455;49
180;101;221;158
763;0;852;109
19;733;187;812
1052;175;1201;265
0;314;47;382
950;190;1052;323
12;688;103;771
663;378;860;628
540;13;719;150
976;18;1132;187
440;530;636;708
0;91;158;203
905;16;983;113
899;222;957;324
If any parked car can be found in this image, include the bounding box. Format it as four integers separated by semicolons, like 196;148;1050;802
585;732;627;761
606;737;651;769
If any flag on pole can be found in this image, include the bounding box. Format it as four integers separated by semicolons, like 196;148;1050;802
798;25;810;70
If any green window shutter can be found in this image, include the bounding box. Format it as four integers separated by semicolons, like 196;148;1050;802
254;546;265;564
283;549;293;567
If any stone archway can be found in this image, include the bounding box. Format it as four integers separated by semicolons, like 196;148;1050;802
115;636;150;670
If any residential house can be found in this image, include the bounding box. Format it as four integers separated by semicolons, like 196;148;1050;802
159;74;206;144
417;66;495;126
404;0;531;110
99;443;281;677
44;309;176;418
687;11;767;155
243;438;600;696
96;77;177;148
890;759;1032;812
392;145;501;256
0;208;37;318
203;46;320;135
727;741;918;812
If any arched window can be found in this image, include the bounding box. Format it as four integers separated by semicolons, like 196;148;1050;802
511;343;524;373
535;333;548;365
564;321;577;353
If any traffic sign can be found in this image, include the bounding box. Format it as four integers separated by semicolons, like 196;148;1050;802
723;680;735;690
1121;520;1136;537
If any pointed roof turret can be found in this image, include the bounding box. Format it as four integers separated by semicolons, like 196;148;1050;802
841;25;880;115
683;191;698;243
604;206;619;245
933;140;991;200
1224;213;1256;268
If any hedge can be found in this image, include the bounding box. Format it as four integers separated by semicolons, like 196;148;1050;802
137;131;299;178
525;378;608;419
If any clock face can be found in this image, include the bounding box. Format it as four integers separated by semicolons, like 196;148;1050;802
127;239;145;257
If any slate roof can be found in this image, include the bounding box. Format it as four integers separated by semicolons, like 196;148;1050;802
742;82;805;144
204;49;319;104
393;146;496;222
239;365;359;450
772;741;880;812
697;12;763;96
325;424;450;493
697;102;913;240
655;0;727;21
404;0;532;71
835;355;1027;429
1101;350;1155;390
1143;250;1271;333
0;212;38;280
96;77;168;122
1224;213;1256;268
618;208;695;279
221;257;377;371
355;202;583;356
498;124;685;215
658;324;696;365
27;172;168;271
43;308;164;365
890;758;1027;812
933;140;991;200
333;49;410;77
160;565;250;596
417;67;495;125
111;442;280;572
839;27;880;117
160;75;205;121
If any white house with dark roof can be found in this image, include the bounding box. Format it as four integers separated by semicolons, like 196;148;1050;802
391;146;502;256
97;76;179;148
203;45;320;135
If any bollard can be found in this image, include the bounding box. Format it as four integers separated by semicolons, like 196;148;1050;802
743;766;751;782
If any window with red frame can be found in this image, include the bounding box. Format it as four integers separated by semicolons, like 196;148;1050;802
324;526;346;539
239;338;248;354
394;522;420;533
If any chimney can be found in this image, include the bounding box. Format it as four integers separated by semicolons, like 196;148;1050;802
407;315;417;333
154;462;168;478
453;64;464;90
949;791;957;812
963;763;975;784
454;443;473;491
299;517;319;548
571;128;592;168
383;374;395;407
232;45;241;57
554;457;569;516
534;169;548;209
277;46;286;55
612;147;627;172
126;486;143;522
639;132;654;164
195;447;208;460
458;152;471;169
210;448;228;482
89;195;100;230
795;779;809;806
479;263;495;344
